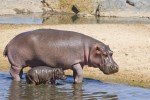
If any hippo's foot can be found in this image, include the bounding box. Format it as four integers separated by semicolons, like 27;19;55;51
74;76;83;84
73;64;83;84
10;66;21;81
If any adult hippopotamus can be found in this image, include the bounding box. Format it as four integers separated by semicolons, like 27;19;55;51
4;29;119;83
26;66;66;85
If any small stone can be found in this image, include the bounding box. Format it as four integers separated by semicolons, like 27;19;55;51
71;5;80;14
125;53;128;56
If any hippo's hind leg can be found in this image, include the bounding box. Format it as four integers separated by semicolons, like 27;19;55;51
8;51;26;81
10;65;22;81
72;63;83;84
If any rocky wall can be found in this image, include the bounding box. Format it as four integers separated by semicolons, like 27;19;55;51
0;0;150;17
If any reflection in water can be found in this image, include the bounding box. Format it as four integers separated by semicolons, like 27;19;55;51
8;81;19;100
0;73;150;100
71;14;79;23
32;14;150;25
72;84;83;100
95;15;100;23
31;14;150;25
0;13;150;24
9;81;68;100
8;77;118;100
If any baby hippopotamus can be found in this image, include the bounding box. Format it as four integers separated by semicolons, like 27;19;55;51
26;66;66;85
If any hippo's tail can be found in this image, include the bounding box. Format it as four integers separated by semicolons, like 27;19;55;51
3;45;8;57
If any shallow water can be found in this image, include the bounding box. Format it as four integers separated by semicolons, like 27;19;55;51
0;72;150;100
0;14;150;24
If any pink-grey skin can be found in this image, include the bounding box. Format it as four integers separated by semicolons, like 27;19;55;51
3;29;119;83
26;66;66;85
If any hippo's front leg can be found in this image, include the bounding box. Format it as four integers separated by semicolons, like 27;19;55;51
73;64;83;83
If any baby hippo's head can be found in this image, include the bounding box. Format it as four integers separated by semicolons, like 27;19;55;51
54;68;66;80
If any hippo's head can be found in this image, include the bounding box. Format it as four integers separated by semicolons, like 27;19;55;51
55;68;67;80
89;43;119;74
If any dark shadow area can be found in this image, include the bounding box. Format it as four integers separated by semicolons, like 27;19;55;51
71;5;80;14
71;14;79;23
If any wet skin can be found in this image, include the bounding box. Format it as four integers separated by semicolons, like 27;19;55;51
26;66;66;85
4;29;119;83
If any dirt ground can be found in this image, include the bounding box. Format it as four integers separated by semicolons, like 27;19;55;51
0;24;150;88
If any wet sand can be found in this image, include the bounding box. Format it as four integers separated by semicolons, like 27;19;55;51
0;24;150;88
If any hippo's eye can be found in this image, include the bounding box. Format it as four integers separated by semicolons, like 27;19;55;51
109;51;113;56
110;52;113;56
103;52;108;57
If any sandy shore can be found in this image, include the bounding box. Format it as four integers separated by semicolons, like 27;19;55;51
0;24;150;88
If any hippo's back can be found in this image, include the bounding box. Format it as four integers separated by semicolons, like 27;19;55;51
5;29;99;68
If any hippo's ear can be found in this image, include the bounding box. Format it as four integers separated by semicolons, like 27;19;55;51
91;44;103;56
96;46;101;54
93;44;102;55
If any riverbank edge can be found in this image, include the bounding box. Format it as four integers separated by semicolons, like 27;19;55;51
0;24;150;88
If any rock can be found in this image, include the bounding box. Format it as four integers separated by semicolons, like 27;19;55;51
13;8;31;14
41;0;54;12
126;0;135;6
0;0;149;17
0;9;16;15
0;0;43;15
71;5;80;14
78;12;93;17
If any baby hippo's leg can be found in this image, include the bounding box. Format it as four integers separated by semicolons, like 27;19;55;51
26;73;37;85
26;74;36;85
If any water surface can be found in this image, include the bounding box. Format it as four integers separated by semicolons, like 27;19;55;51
0;13;149;24
0;72;150;100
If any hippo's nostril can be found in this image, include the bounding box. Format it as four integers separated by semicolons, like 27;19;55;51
114;66;119;73
109;65;119;73
110;66;115;70
116;67;119;71
115;64;119;69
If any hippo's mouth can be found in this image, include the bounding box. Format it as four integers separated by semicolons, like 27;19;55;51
100;65;119;75
89;63;99;68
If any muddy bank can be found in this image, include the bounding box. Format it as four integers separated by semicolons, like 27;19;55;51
0;24;150;88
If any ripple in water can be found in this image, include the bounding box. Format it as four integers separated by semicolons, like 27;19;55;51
0;72;150;100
